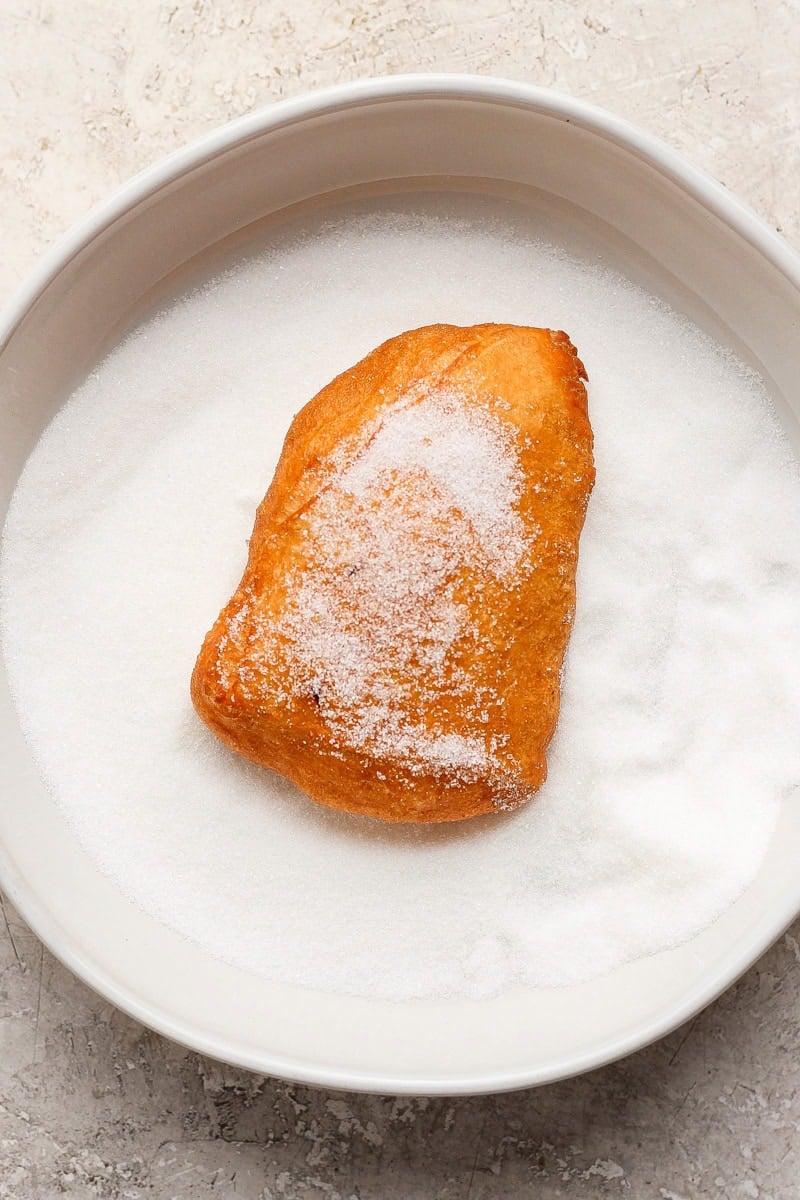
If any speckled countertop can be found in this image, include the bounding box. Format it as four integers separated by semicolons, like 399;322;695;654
1;3;800;1198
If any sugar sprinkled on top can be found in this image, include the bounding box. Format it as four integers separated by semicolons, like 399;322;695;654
232;386;530;788
336;386;527;578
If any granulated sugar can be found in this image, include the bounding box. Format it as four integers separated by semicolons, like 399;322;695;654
239;387;531;787
2;201;800;998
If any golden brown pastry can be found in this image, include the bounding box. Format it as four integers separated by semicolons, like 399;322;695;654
191;323;594;823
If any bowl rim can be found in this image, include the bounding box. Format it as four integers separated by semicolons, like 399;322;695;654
2;73;800;1096
3;72;800;354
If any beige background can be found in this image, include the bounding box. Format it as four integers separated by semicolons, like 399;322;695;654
1;2;799;1197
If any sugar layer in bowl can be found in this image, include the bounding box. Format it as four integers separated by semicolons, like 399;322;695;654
2;197;800;1000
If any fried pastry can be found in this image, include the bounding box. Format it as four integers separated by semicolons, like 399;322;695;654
191;323;594;822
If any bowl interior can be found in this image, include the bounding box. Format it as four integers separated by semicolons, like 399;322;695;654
1;83;799;1093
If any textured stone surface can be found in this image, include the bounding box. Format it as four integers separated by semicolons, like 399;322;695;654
1;2;799;1197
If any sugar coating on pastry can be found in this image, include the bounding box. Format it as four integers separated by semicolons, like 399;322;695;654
191;323;594;822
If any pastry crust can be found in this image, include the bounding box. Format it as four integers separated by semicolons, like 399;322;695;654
191;323;594;822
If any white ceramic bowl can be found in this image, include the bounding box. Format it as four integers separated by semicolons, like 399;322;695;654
2;76;799;1095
